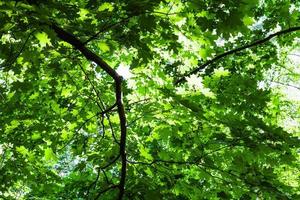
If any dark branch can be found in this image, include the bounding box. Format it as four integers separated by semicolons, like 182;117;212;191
78;64;105;111
106;114;120;145
94;185;118;200
4;30;35;69
50;23;128;200
115;78;127;200
51;23;120;79
272;80;300;90
127;159;199;166
101;154;120;170
101;169;110;184
86;167;102;198
175;26;300;84
83;16;133;45
99;103;117;115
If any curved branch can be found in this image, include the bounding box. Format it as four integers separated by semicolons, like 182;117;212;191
101;154;121;170
94;185;118;200
51;23;119;79
50;22;128;200
175;26;300;84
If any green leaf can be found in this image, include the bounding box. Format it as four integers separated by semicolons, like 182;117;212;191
61;129;72;141
2;1;300;199
31;132;41;140
16;146;29;157
98;42;110;52
139;145;153;160
44;147;57;162
61;87;73;97
78;8;89;21
98;2;114;12
35;32;51;48
243;16;255;26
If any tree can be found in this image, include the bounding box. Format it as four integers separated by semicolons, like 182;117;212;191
0;0;299;199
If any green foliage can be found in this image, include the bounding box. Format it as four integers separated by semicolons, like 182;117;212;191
0;0;300;199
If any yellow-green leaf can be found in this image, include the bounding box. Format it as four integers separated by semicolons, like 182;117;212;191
16;146;29;156
35;32;51;48
61;129;70;141
78;8;89;21
44;147;57;162
139;145;153;160
31;132;41;140
61;87;72;97
243;16;255;26
98;2;114;12
98;42;110;52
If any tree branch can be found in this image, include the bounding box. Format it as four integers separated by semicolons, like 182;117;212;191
115;78;127;200
126;158;199;166
175;26;300;84
272;80;300;90
50;22;128;200
94;185;118;200
100;154;120;170
78;64;105;111
4;30;35;69
86;167;101;198
51;23;120;79
83;16;133;45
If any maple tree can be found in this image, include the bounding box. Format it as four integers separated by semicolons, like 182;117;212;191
0;0;300;199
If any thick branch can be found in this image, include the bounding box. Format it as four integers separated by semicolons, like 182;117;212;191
50;23;127;200
115;78;127;200
51;23;120;79
175;26;300;84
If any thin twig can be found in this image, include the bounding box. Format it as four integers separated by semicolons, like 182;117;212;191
4;30;35;69
86;167;102;198
106;114;120;145
58;103;117;151
100;154;120;170
94;185;118;200
175;26;300;84
78;64;105;111
101;169;110;184
272;80;300;90
83;16;133;45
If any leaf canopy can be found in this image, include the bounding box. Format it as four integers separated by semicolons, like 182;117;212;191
0;0;300;199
